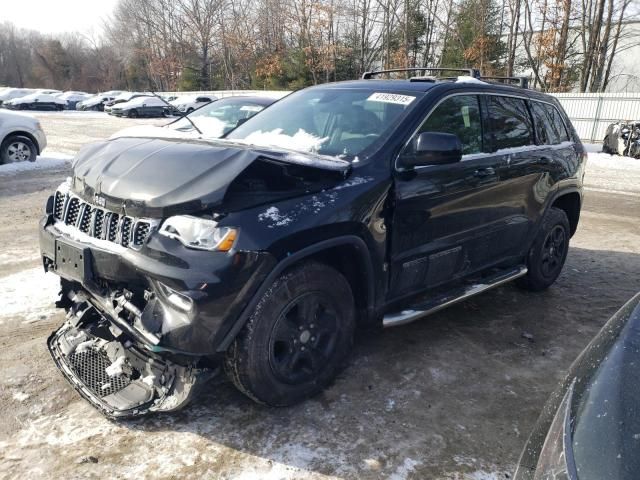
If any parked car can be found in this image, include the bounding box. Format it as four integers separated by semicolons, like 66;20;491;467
110;95;168;118
55;91;93;110
0;109;47;164
0;88;35;106
169;94;216;114
5;92;67;111
40;67;585;418
76;91;123;111
113;96;276;140
603;121;640;158
104;92;149;114
515;293;640;480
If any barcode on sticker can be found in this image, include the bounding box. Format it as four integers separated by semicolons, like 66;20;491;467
367;92;415;105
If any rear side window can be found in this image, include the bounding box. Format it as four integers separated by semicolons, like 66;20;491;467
418;95;483;155
487;96;533;150
530;101;571;145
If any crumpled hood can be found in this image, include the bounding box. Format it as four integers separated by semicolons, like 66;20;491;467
71;136;349;218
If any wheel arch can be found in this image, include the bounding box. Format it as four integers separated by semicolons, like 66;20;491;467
550;190;582;237
217;235;375;352
3;130;40;154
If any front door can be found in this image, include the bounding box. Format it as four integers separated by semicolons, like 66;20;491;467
388;93;517;301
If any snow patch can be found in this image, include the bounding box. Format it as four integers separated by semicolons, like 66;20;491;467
0;267;60;323
388;458;420;480
12;392;30;402
75;340;97;354
258;206;293;227
239;128;328;154
0;152;72;176
333;176;374;190
456;76;487;84
53;221;127;254
105;356;128;377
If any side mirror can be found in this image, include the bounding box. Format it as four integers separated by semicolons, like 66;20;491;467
399;132;462;169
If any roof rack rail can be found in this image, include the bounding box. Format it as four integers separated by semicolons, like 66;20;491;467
362;67;481;80
480;76;529;89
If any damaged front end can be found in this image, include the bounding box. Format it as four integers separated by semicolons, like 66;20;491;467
48;289;213;418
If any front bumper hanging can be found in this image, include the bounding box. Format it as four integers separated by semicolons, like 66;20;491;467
48;300;213;418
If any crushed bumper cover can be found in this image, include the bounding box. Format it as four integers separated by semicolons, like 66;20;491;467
48;302;214;419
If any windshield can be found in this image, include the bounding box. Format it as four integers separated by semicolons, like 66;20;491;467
226;88;421;159
171;98;269;138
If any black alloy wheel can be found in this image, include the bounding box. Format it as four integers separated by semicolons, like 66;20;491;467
269;292;340;385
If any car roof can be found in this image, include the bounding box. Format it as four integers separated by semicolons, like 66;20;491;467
307;78;558;103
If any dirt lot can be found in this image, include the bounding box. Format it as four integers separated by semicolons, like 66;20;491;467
0;112;638;479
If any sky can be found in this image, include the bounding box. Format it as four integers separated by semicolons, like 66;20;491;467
1;0;119;35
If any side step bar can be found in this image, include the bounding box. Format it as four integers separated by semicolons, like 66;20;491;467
383;265;528;328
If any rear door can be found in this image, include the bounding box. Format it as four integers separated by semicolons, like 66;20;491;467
389;94;513;301
502;98;576;243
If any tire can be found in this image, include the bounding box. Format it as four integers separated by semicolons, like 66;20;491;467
128;109;138;118
0;135;37;164
602;137;611;154
517;207;570;292
225;262;355;406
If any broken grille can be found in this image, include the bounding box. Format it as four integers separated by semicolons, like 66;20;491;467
68;349;131;398
53;190;155;248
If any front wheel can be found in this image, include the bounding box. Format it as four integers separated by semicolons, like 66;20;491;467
0;135;37;164
225;262;355;406
517;207;570;292
128;109;138;118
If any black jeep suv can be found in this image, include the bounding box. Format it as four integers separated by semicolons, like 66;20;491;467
39;68;586;418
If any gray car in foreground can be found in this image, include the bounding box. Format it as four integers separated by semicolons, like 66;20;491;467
515;292;640;480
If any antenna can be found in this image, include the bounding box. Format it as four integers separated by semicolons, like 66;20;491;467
149;90;203;135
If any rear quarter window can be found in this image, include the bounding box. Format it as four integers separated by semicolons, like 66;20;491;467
487;96;534;150
542;103;570;143
530;101;571;145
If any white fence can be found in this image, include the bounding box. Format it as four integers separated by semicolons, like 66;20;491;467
549;93;640;142
160;89;640;143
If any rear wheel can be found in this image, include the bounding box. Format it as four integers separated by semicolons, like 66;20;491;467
517;207;570;292
225;262;355;406
0;135;37;164
602;137;612;154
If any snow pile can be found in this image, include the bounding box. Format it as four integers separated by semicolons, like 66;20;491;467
239;128;328;153
0;267;60;323
456;76;487;84
584;143;640;195
0;152;72;176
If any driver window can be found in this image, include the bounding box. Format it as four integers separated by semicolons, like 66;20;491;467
417;95;483;155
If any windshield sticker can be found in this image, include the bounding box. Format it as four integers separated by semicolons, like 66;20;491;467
240;105;264;112
367;92;416;105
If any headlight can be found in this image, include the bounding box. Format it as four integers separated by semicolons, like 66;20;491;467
532;380;578;480
158;215;237;251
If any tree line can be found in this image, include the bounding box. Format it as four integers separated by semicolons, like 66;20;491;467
0;0;637;93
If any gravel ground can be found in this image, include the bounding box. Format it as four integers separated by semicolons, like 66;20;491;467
0;112;639;479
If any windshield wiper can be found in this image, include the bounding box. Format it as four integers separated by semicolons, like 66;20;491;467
149;90;203;135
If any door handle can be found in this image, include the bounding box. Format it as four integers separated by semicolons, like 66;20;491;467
473;167;495;177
